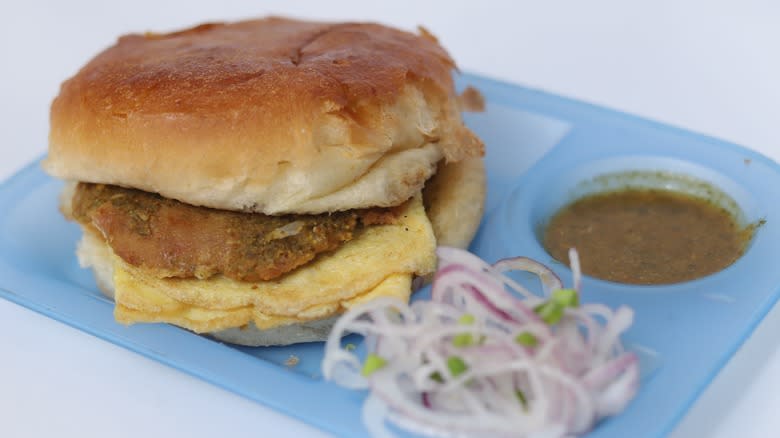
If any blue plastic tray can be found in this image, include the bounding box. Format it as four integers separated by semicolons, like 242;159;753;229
2;73;780;438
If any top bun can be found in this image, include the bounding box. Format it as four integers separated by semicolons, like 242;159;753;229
44;17;483;214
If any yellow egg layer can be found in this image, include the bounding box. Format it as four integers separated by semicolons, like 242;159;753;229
111;195;436;333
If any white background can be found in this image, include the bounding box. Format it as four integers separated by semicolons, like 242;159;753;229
1;1;779;437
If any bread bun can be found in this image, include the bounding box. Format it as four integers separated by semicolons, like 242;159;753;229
44;17;483;214
53;17;487;346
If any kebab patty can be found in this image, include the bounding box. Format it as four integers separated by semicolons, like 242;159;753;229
71;183;402;282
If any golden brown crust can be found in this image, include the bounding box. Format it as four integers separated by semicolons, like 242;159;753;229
45;17;483;214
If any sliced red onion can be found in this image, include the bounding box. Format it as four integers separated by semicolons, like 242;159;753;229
568;248;582;293
322;247;639;438
492;256;564;296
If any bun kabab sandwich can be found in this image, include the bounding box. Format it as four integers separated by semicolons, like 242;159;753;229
44;17;486;346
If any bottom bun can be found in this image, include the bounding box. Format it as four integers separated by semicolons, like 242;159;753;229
424;156;486;249
210;317;340;346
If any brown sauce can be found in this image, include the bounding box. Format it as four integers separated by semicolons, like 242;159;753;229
543;189;755;285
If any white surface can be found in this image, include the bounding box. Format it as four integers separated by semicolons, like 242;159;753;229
1;1;779;437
